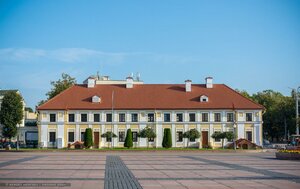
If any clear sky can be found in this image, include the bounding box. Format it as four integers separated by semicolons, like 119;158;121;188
0;0;299;109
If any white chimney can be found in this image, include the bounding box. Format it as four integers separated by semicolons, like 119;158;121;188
87;78;95;88
205;77;213;88
126;77;133;88
185;80;192;92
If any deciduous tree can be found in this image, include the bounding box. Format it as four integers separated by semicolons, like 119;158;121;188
0;91;24;140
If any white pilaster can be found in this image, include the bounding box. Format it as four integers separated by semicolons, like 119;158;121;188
41;124;48;148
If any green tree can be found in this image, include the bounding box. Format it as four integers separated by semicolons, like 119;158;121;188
211;132;226;148
84;128;93;148
0;91;24;140
25;107;33;112
46;73;76;100
183;129;200;148
124;129;133;148
162;128;172;148
235;89;253;100
252;90;295;142
139;126;157;148
101;131;117;148
224;131;235;143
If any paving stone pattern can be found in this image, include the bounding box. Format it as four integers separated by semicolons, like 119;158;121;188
105;155;142;189
182;155;300;183
0;152;300;189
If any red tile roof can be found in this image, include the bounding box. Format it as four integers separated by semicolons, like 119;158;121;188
37;84;264;110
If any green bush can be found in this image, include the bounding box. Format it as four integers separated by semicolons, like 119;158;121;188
124;129;133;148
162;128;172;148
139;126;156;148
84;128;93;148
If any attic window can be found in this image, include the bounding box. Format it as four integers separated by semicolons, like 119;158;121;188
92;95;101;103
200;95;208;102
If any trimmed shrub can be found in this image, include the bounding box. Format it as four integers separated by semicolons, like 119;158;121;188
84;128;93;148
124;129;133;148
162;128;172;148
139;126;156;148
183;129;201;147
162;129;167;147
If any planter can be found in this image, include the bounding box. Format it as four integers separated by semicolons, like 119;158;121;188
276;152;300;160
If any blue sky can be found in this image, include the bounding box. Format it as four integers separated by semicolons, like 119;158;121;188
0;0;299;109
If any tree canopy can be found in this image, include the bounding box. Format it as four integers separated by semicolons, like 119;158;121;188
46;73;76;100
0;91;24;139
38;73;76;107
139;126;156;148
236;89;297;142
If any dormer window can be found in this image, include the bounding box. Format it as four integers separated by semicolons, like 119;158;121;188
200;95;208;102
92;95;101;103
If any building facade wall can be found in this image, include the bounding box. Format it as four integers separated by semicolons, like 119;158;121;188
38;110;263;148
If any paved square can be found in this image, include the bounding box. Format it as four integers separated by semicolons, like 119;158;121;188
0;151;300;189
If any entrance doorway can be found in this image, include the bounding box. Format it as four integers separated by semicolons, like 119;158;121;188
94;132;99;148
202;131;208;148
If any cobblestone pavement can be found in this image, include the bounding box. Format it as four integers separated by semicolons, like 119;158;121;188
0;151;299;189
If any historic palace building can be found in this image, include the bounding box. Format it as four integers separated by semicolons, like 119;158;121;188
37;75;264;148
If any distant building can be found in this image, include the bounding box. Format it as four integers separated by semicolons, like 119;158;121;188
37;75;264;149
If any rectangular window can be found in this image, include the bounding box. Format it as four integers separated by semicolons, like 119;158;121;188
106;113;112;122
119;113;126;122
119;131;125;142
68;114;75;122
246;131;252;141
176;131;183;142
148;113;155;122
68;132;75;142
246;113;253;122
176;113;183;122
202;113;208;122
131;113;138;122
132;131;138;142
214;113;221;122
190;137;196;142
80;132;85;142
81;114;87;122
49;132;56;142
94;113;100;122
227;113;234;122
50;114;56;122
189;113;196;122
164;113;171;122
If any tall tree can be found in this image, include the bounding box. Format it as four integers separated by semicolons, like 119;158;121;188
0;91;24;140
46;73;76;100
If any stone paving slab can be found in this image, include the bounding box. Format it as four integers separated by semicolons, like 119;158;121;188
0;151;300;189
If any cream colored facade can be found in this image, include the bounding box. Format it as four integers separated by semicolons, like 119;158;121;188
38;109;263;148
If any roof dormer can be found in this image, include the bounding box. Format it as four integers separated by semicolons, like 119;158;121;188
92;95;101;103
200;95;208;102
